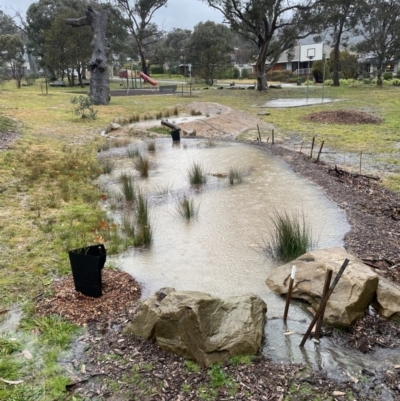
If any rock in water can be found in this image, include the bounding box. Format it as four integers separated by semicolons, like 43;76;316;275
123;288;267;366
266;248;379;327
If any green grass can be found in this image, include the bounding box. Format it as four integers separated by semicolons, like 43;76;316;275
269;210;313;261
188;162;207;186
147;126;171;135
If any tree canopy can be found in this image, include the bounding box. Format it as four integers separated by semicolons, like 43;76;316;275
187;21;233;85
204;0;322;91
0;34;25;87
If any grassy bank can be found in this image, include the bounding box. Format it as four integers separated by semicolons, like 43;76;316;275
0;78;399;399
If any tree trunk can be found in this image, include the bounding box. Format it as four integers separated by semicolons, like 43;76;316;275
255;42;269;91
66;6;110;105
332;22;344;87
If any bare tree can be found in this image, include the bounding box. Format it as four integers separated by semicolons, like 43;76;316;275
204;0;322;91
110;0;167;75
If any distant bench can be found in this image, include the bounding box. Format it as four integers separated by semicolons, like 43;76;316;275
159;85;177;94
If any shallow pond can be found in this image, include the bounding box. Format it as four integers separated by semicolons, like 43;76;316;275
98;138;400;378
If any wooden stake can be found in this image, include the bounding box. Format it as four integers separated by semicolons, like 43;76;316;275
316;140;325;163
257;124;262;142
272;129;274;145
300;258;349;347
267;137;270;144
359;150;362;175
314;269;333;340
283;266;296;322
310;137;315;159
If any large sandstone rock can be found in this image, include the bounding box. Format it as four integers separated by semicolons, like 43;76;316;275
123;288;267;367
266;248;379;327
374;276;400;319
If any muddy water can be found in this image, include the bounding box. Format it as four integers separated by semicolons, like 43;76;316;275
98;138;399;376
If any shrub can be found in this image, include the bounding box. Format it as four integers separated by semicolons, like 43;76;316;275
269;210;313;261
383;72;393;80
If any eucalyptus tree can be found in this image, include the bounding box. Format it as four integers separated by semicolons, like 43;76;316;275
0;34;25;87
314;0;363;86
109;0;167;75
0;10;18;36
204;0;322;91
187;21;233;85
356;0;400;86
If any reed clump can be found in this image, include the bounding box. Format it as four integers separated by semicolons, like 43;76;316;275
188;162;207;186
119;173;136;202
176;196;198;220
228;166;244;185
269;210;313;261
135;154;151;178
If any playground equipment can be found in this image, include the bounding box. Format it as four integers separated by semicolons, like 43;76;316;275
136;71;157;86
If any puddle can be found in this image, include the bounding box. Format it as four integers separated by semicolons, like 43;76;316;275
260;98;342;108
0;306;23;333
97;138;399;377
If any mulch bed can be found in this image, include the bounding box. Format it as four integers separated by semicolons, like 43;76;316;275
35;270;141;326
301;110;383;125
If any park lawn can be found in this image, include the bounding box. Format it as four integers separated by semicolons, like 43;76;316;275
0;78;399;400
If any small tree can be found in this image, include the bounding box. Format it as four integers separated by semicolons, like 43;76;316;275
70;95;98;119
0;34;26;88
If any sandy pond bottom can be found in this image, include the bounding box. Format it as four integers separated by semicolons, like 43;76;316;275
98;138;400;378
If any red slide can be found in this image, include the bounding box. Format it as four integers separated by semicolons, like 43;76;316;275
137;71;157;86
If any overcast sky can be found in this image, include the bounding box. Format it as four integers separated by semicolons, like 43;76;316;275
0;0;224;30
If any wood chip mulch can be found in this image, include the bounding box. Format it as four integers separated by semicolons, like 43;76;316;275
301;110;383;125
345;314;400;354
35;270;141;326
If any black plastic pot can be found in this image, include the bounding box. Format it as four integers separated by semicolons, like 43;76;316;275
171;129;180;141
68;244;106;298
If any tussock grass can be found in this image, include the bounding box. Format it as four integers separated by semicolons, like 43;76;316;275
111;138;131;148
228;166;244;185
134;192;152;247
191;109;202;116
135;154;151;178
188;162;207;186
176;196;198;220
269;210;313;261
0;335;22;356
119;173;136;202
126;146;140;158
147;140;156;152
100;158;114;174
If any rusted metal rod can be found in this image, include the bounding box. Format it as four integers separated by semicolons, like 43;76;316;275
316;140;325;163
283;266;297;322
314;268;333;340
272;129;274;145
257;124;262;142
300;258;349;347
310;136;315;159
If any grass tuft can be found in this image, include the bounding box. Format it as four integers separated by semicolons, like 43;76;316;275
269;210;313;261
176;196;198;220
135;154;151;178
228;166;244;185
119;173;136;202
147;140;156;152
100;158;114;174
126;146;140;158
188;162;207;186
